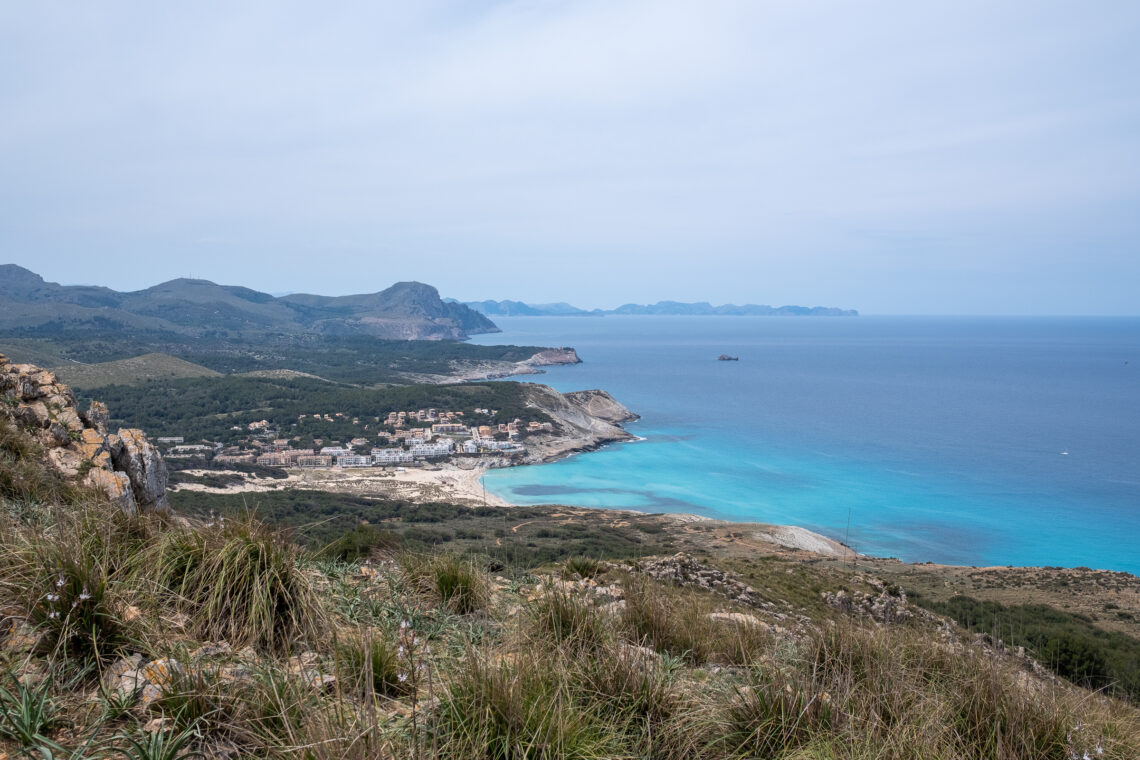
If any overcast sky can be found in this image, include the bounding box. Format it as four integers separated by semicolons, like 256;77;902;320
2;1;1139;314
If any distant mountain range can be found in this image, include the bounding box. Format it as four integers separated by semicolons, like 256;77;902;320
457;299;858;317
0;265;498;340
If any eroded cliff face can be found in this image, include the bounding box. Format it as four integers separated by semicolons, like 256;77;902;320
0;354;169;514
563;389;640;425
520;384;639;462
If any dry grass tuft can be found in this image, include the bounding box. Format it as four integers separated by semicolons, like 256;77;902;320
147;514;326;653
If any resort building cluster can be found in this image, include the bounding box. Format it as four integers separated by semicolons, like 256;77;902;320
162;406;554;469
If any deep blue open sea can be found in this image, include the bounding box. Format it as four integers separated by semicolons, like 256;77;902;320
469;316;1140;573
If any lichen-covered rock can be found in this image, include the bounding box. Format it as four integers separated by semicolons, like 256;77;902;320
84;400;110;433
637;553;774;610
86;468;138;514
103;653;146;699
113;428;169;513
706;612;768;628
0;353;170;514
822;575;923;625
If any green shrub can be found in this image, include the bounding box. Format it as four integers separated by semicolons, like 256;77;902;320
149;515;325;652
567;644;685;750
433;655;616;760
111;722;206;760
529;590;610;654
334;631;411;698
29;553;123;662
0;673;59;748
319;524;401;562
403;553;489;615
562;556;604;580
911;592;1140;702
717;669;832;757
0;417;82;507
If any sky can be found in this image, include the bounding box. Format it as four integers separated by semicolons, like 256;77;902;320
2;1;1139;314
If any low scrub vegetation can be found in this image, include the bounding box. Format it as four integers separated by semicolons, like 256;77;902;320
0;419;1137;758
912;591;1140;703
170;488;679;563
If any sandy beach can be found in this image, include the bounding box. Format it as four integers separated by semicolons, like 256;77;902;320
171;464;512;507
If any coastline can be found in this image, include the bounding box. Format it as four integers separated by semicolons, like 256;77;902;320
171;464;513;507
167;365;1137;580
171;461;854;560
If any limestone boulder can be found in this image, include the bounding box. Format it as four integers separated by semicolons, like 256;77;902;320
113;429;169;514
0;353;170;514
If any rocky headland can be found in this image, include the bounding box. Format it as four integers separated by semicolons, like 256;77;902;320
517;384;639;463
402;347;582;383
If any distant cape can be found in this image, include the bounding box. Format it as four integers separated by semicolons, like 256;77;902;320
457;299;857;318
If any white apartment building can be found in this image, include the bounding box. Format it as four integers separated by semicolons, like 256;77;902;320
410;440;454;459
372;448;414;465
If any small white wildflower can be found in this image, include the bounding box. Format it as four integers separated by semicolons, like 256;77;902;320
45;593;59;602
400;619;409;630
397;673;408;683
56;574;66;588
1095;744;1104;756
417;662;425;672
47;611;59;619
397;645;405;656
78;587;91;601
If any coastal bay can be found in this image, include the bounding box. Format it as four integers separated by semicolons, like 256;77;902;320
471;315;1140;574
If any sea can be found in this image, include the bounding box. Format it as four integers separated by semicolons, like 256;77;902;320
469;316;1140;574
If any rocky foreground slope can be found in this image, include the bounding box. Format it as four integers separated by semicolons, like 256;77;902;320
0;353;168;513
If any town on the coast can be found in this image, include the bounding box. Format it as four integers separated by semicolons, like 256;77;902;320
158;406;555;469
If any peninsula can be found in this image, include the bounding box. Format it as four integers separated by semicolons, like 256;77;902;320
462;298;859;317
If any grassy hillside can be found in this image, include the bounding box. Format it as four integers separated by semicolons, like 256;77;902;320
2;415;1139;757
51;352;222;388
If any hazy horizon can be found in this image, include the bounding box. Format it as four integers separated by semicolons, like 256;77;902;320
3;2;1139;315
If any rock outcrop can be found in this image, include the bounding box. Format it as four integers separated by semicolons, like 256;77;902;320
637;553;772;609
425;347;583;384
521;348;581;368
519;384;639;462
563;389;640;425
0;354;169;513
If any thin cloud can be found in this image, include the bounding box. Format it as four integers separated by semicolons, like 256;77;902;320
0;0;1137;313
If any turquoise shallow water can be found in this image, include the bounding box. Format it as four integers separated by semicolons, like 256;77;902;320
470;316;1140;573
